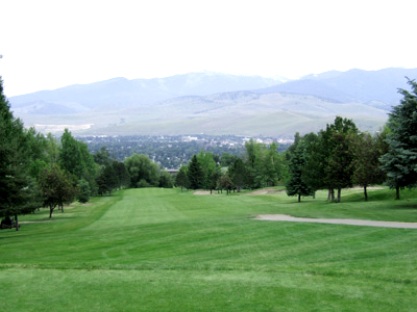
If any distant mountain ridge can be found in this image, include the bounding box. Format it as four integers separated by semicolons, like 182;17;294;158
10;73;278;113
8;68;417;136
259;68;417;107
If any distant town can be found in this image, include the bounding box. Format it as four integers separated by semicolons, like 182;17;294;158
78;134;292;169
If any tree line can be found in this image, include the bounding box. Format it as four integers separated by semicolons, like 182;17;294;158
177;79;417;203
284;79;417;202
284;117;386;202
175;141;285;194
0;76;177;229
2;76;417;230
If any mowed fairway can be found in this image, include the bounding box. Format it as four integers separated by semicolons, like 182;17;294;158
1;188;417;311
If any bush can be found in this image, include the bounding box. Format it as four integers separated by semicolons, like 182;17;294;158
77;179;91;203
137;179;150;188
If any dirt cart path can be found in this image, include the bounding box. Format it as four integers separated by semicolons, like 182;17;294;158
256;214;417;229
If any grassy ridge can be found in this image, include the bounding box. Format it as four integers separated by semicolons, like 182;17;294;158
1;188;417;311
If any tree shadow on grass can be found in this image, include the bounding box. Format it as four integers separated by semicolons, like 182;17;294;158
390;203;417;210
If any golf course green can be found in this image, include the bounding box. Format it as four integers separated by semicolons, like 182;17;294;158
1;187;416;311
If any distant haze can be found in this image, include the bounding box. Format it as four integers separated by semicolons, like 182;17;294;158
9;68;416;137
1;0;417;96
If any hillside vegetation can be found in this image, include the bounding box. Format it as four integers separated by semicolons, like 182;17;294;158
1;187;417;311
10;68;417;136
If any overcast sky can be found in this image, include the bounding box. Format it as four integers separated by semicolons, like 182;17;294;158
1;0;416;96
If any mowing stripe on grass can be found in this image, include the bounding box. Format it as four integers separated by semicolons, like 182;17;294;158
2;187;417;311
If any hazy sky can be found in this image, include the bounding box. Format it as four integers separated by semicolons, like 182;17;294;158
1;0;416;96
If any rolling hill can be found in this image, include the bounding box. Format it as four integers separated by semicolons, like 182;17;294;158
259;67;417;106
9;68;416;137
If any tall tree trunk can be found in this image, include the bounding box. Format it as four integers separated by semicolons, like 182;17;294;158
298;193;301;203
49;204;55;219
363;185;368;201
395;186;400;200
337;188;341;203
327;188;335;201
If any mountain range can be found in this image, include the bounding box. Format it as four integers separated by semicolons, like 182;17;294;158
9;68;417;137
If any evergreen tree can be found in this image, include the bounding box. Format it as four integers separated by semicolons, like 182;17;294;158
96;164;117;195
228;157;247;192
301;132;325;197
380;79;417;199
187;155;204;190
0;77;37;229
285;133;312;202
175;166;189;190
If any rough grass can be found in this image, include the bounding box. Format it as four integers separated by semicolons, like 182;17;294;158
1;187;417;311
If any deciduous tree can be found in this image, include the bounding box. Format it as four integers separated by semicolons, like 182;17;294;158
60;129;97;197
38;165;75;218
124;153;160;187
350;132;385;201
323;116;358;202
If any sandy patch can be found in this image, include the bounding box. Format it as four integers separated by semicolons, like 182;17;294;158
256;214;417;229
193;190;212;195
250;188;284;195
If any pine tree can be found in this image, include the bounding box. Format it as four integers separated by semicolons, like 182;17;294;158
0;77;35;229
285;133;312;202
187;155;204;190
175;166;189;190
380;79;417;199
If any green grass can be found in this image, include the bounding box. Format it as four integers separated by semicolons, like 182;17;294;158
1;187;417;311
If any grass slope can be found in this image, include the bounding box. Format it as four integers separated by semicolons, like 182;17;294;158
1;187;417;311
15;91;388;136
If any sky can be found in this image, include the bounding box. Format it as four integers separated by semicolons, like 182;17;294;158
1;0;417;96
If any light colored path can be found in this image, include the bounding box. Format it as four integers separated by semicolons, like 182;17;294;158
256;214;417;229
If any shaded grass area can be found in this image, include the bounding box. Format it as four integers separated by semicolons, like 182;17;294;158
1;187;417;311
